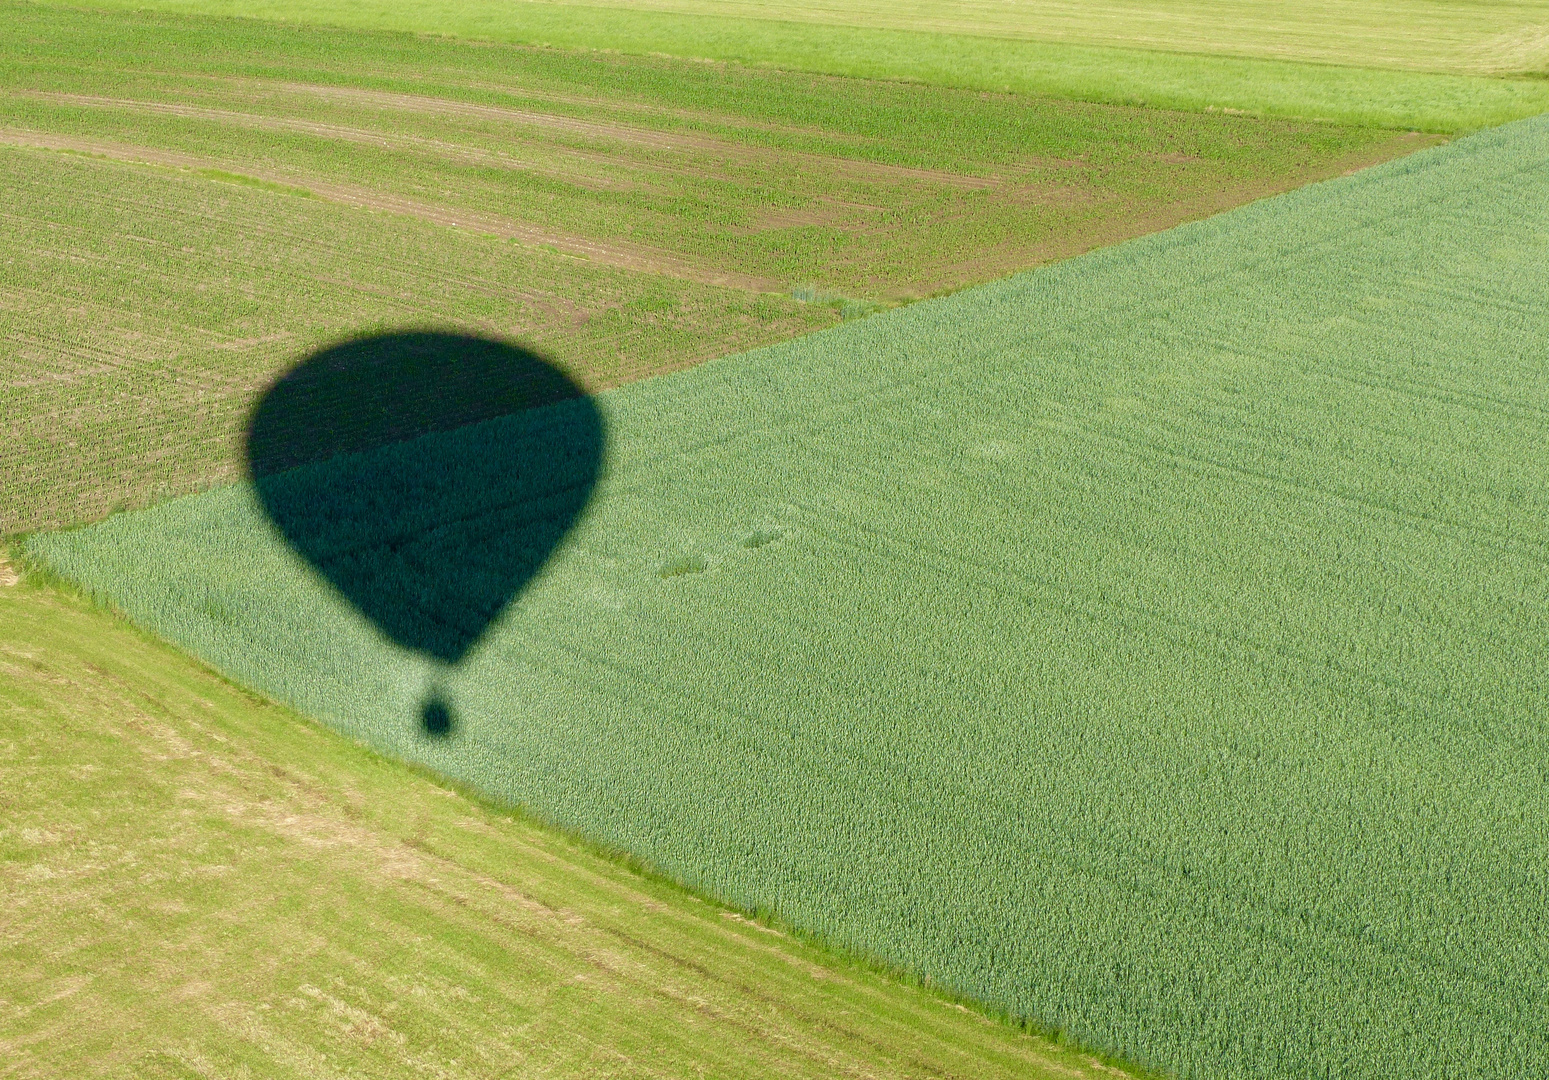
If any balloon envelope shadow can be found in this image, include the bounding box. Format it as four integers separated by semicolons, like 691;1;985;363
246;332;605;735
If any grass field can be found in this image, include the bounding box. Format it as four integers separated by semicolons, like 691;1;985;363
0;1;1417;534
55;0;1549;130
0;567;1137;1079
68;0;1549;72
32;107;1549;1079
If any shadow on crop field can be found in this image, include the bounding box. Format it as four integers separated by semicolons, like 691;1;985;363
246;332;605;738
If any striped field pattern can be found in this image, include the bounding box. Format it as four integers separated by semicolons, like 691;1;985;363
31;116;1549;1078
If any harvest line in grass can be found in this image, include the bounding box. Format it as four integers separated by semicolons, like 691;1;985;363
0;128;780;292
25;83;1011;191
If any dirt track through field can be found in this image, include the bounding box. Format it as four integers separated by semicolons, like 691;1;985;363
0;127;780;292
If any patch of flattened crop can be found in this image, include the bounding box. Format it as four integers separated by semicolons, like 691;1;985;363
658;554;708;578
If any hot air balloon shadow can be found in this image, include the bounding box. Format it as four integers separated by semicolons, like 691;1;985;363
246;331;605;738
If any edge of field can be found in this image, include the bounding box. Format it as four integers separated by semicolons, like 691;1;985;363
0;542;1164;1080
39;0;1549;132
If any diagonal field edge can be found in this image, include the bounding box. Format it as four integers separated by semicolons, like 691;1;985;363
31;115;1549;1079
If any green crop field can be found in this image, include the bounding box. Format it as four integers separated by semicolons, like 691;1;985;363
31;104;1549;1080
0;1;1413;533
0;567;1131;1079
55;0;1549;130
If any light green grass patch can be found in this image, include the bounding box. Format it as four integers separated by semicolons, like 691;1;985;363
49;0;1549;130
463;0;1549;76
2;1;1414;533
195;166;313;196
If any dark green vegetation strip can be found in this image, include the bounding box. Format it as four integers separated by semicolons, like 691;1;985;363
0;572;1131;1079
36;116;1549;1079
0;1;1416;533
53;0;1549;131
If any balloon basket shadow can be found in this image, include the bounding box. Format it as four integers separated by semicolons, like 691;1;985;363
243;331;605;745
421;692;456;738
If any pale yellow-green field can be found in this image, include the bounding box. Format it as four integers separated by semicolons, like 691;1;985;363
532;0;1549;74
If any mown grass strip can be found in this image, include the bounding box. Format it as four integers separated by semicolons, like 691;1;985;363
396;0;1549;76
